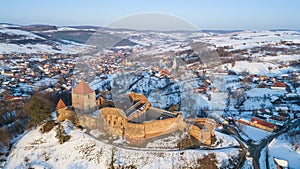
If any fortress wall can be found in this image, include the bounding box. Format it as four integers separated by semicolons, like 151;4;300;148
189;125;202;140
188;118;216;145
78;114;101;129
201;131;212;145
143;114;184;138
99;110;186;141
57;108;78;125
124;122;145;139
96;107;215;145
194;118;216;136
188;125;212;145
100;108;128;135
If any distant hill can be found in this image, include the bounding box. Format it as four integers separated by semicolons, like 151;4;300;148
41;30;95;44
201;30;244;34
67;25;102;30
0;24;140;54
18;24;58;31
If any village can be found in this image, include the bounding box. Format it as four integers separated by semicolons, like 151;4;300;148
0;25;299;168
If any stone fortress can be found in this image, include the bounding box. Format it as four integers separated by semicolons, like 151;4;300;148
56;80;216;145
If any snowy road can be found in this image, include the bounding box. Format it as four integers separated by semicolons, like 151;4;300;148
227;118;300;169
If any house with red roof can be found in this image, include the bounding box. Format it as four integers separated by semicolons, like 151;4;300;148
250;118;276;132
159;69;170;78
271;82;286;90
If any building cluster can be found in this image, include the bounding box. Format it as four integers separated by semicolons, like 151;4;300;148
0;53;76;100
224;70;299;132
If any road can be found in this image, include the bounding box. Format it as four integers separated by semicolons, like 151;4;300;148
226;119;299;169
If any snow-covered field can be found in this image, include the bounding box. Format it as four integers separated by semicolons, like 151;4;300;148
200;30;300;49
227;61;281;75
246;88;286;98
236;122;271;142
260;54;300;62
268;131;300;169
5;121;241;169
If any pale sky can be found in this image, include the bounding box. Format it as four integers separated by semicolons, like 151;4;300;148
1;0;300;30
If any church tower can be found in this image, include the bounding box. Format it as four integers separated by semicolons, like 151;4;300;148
172;56;177;70
72;80;97;114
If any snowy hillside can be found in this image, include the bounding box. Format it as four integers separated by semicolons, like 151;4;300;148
5;121;241;169
0;27;87;54
200;30;300;49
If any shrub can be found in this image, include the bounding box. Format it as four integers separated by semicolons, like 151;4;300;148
40;121;57;133
0;128;11;147
23;92;55;128
55;123;71;144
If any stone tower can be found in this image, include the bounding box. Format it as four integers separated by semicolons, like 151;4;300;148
72;80;97;114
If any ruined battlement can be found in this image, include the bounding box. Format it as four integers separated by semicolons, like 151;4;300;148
56;90;216;145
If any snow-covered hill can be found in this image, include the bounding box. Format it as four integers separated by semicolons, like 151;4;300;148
5;121;241;169
200;30;300;49
0;27;87;54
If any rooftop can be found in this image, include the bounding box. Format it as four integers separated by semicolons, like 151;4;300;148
72;80;94;95
272;81;286;88
56;98;67;109
251;118;276;129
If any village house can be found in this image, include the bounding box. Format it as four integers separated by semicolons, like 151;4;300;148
250;118;276;132
237;117;277;132
271;81;286;90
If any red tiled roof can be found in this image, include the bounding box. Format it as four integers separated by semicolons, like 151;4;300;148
160;69;170;76
251;118;276;129
272;82;286;88
56;98;67;109
3;95;22;101
237;118;250;125
72;80;94;95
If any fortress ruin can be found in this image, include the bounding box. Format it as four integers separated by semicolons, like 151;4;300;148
56;80;216;145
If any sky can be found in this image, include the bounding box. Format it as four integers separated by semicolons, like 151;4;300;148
1;0;300;30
